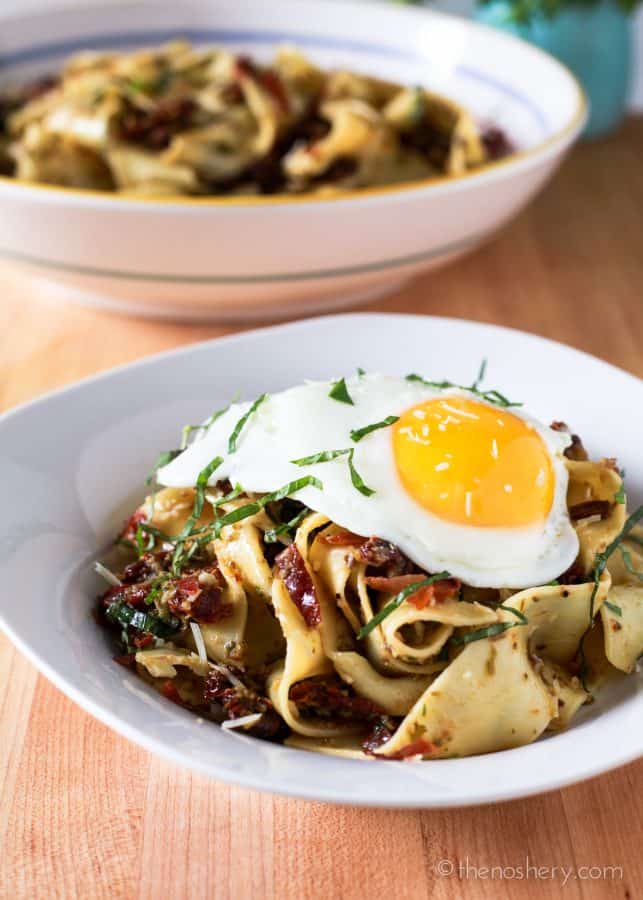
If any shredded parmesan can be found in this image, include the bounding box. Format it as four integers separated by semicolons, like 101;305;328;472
190;621;207;663
211;663;245;691
93;561;122;587
221;713;262;731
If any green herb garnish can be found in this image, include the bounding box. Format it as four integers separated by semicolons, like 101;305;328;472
471;358;487;391
135;523;155;557
212;476;322;537
357;572;451;639
405;361;522;409
496;604;528;624
209;482;244;511
579;503;643;688
138;522;176;543
603;600;623;617
291;449;352;466
291;448;374;497
356;367;366;377
228;394;267;453
146;449;181;485
350;415;399;443
264;509;309;543
144;575;170;607
347;450;375;496
126;69;173;95
181;401;234;450
614;483;626;504
328;378;354;405
620;546;643;581
105;600;180;639
451;620;524;646
171;455;223;573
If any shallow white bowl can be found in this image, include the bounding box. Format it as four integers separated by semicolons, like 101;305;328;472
0;313;641;807
0;0;585;321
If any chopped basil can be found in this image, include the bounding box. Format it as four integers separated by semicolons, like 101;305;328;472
291;448;374;497
228;394;267;453
614;483;626;504
291;449;351;466
135;523;154;557
620;546;643;582
126;70;173;95
213;476;323;538
146;448;181;484
171;454;223;573
350;415;399;443
208;482;245;511
406;373;452;389
496;604;528;624
405;363;522;409
181;401;233;450
138;522;176;543
451;621;524;646
471;358;487;391
264;509;309;544
356;367;366;377
328;378;354;405
144;575;170;607
347;450;374;497
603;600;622;617
105;600;180;639
358;572;451;639
579;502;643;688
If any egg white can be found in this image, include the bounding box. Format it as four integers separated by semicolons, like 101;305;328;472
158;374;579;588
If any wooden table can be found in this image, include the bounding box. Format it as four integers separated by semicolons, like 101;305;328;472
1;119;642;900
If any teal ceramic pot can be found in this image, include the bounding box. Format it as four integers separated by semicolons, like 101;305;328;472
474;0;631;138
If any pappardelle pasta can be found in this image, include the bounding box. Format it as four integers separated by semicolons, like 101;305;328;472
0;41;512;197
94;372;643;761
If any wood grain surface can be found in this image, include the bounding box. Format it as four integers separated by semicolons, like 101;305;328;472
0;119;642;900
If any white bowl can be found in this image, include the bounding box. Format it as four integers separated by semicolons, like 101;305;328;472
0;313;640;807
0;0;586;321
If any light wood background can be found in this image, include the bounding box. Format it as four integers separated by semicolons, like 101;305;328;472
0;120;642;900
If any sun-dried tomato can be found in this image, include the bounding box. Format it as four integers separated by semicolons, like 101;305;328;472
100;583;149;610
362;716;398;754
550;421;589;461
569;500;612;521
168;568;232;624
121;509;147;542
289;676;382;723
359;537;415;577
275;543;321;627
385;738;438;760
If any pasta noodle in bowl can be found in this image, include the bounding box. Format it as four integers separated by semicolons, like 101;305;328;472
0;0;586;320
94;370;643;763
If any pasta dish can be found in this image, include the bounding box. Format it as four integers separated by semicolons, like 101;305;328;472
93;371;643;760
0;41;512;197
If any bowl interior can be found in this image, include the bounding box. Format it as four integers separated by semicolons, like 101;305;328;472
0;0;583;152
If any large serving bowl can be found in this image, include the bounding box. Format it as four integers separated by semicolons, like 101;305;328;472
0;0;586;320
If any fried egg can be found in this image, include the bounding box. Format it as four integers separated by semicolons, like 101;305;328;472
158;374;579;588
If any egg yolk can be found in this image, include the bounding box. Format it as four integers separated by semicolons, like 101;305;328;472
392;397;554;527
